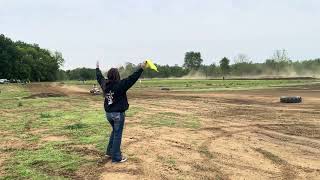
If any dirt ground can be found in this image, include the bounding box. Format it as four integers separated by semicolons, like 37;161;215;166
100;84;320;180
2;83;320;179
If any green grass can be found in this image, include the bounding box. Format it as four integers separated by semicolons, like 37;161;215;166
126;106;144;117
0;84;110;179
64;123;88;130
62;79;320;91
166;157;176;167
198;144;215;159
255;148;287;165
0;84;30;99
157;155;176;168
136;79;318;91
3;145;83;180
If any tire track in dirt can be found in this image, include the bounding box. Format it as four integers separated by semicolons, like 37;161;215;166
196;138;230;179
100;128;162;179
199;124;320;150
194;118;319;179
255;129;320;150
254;148;297;180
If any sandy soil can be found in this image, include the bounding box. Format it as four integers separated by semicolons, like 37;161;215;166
98;84;320;180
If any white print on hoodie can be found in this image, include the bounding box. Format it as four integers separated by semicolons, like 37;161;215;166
106;91;114;105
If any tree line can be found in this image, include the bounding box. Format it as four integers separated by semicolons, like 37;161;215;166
117;50;320;79
68;50;320;81
0;34;64;81
1;34;319;81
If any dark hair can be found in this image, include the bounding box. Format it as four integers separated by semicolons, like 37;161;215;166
107;68;120;82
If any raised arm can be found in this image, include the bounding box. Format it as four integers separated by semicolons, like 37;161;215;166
96;61;106;89
118;62;145;92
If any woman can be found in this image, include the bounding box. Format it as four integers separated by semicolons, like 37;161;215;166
96;61;145;163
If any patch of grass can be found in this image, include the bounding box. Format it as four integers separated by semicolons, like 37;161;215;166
40;112;53;119
166;157;176;167
23;118;33;131
52;111;110;150
17;101;23;107
79;135;107;150
182;116;201;129
0;84;110;179
0;99;21;109
215;174;224;180
146;116;177;127
157;155;177;168
129;79;319;91
64;123;88;130
126;106;144;117
255;148;286;165
199;144;214;159
3;145;83;179
21;133;41;142
63;79;320;91
39;111;64;120
0;84;30;100
0;114;34;135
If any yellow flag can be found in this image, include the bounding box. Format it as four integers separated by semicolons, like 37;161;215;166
146;59;159;72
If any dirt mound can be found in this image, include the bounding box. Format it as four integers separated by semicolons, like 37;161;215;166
25;83;89;97
59;85;88;94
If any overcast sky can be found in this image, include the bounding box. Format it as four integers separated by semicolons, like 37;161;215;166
1;0;320;70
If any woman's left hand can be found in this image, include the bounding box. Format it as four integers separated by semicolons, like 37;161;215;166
140;61;147;69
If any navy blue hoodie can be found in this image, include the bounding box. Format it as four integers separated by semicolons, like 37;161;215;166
96;68;143;112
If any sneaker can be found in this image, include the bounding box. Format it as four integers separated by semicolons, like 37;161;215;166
105;154;111;158
112;156;127;163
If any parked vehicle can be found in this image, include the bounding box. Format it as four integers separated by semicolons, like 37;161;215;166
0;79;9;84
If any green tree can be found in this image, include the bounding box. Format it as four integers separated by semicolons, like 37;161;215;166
231;54;253;76
53;51;64;67
270;49;291;74
56;69;68;80
219;57;230;75
183;51;203;70
0;34;20;79
66;68;95;80
0;34;64;81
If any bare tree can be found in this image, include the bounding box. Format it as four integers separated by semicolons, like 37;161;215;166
234;53;250;64
272;49;289;62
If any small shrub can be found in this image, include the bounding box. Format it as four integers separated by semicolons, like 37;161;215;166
65;123;88;130
40;112;52;118
18;101;23;107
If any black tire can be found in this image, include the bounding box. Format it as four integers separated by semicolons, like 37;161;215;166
280;96;302;103
160;88;170;91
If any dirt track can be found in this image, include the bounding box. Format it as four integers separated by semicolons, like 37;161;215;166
98;84;320;180
24;83;89;98
18;83;320;179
